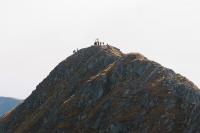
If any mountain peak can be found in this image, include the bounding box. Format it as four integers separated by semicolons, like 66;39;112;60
72;45;124;58
0;45;200;132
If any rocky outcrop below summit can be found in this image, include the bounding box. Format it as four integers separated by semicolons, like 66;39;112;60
0;45;200;133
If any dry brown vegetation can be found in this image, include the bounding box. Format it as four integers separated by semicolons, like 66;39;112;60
0;45;200;133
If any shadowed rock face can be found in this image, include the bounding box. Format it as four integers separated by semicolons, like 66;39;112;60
0;97;22;117
0;45;200;133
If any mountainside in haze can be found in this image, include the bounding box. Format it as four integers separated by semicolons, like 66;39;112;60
0;97;22;117
0;45;200;133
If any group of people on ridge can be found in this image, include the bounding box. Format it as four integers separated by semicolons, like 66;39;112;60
94;38;104;46
94;38;111;49
73;38;111;54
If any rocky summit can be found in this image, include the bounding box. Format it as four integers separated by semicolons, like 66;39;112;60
0;45;200;133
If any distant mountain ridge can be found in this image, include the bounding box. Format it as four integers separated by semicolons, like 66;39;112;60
0;97;22;117
0;45;200;132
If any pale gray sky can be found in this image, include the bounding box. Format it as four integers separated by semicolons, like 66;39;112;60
0;0;200;99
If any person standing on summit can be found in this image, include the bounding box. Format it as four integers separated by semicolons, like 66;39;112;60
107;44;111;49
95;38;99;46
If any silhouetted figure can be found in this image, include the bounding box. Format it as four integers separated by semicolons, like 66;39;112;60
95;38;99;46
100;42;101;45
103;42;104;45
107;44;111;49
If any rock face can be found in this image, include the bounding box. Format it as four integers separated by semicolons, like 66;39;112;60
0;45;200;133
0;97;22;117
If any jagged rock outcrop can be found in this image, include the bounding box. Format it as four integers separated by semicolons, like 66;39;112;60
0;45;200;133
0;97;22;117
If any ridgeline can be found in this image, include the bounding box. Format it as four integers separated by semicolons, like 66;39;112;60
0;45;200;132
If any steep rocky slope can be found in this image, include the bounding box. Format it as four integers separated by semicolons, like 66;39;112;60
0;97;22;117
0;45;200;133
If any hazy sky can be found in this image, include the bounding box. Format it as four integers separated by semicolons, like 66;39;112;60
0;0;200;99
